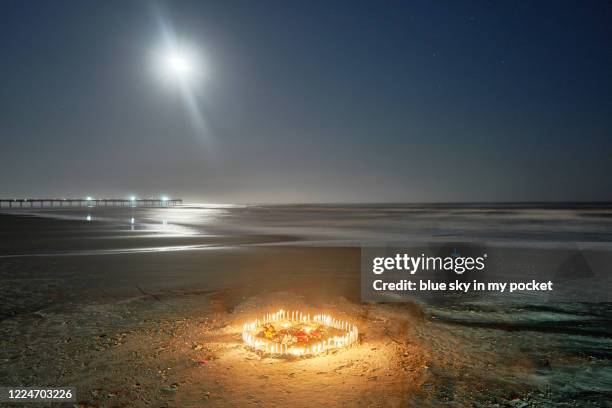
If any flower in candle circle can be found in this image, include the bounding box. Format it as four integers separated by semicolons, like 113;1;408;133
242;309;358;357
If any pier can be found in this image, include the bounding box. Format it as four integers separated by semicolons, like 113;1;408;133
0;198;182;208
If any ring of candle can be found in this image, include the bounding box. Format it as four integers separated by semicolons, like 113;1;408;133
242;309;359;357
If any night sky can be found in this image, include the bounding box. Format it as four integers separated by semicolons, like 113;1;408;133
1;1;611;203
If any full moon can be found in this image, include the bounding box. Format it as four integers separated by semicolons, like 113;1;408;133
154;45;201;83
165;50;193;76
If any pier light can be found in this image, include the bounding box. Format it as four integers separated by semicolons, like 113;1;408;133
130;196;136;201
86;196;92;201
161;196;169;202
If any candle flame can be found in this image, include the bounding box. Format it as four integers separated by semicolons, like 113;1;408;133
242;309;359;357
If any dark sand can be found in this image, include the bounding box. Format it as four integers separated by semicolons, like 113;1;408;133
1;212;611;407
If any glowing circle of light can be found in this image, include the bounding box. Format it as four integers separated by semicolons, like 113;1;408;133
150;39;207;134
166;51;191;75
242;309;359;357
155;46;201;83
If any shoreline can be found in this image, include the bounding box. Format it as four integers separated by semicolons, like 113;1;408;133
1;211;611;406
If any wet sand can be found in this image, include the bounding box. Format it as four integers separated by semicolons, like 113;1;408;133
1;211;611;407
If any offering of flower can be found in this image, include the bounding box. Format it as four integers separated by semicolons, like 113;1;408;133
242;310;358;357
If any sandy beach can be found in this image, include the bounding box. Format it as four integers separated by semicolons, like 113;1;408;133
1;206;612;407
3;1;612;405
